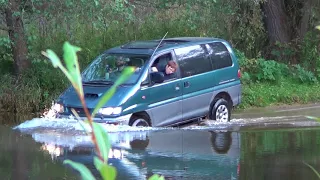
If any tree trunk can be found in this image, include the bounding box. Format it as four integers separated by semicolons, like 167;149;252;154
5;0;30;75
261;0;291;44
299;0;314;39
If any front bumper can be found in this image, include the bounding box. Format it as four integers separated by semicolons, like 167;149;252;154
55;113;132;125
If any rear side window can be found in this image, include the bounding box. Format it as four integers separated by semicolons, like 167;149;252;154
207;42;233;70
174;45;211;78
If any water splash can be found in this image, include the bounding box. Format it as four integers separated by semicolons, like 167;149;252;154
40;101;58;118
13;114;320;151
13;116;173;150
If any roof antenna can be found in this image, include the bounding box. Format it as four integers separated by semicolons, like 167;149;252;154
150;32;168;59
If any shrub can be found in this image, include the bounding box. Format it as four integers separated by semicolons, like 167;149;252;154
291;64;318;84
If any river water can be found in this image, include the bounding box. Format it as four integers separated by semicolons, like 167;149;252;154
2;104;320;179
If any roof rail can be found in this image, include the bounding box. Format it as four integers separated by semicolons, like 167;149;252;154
120;39;189;50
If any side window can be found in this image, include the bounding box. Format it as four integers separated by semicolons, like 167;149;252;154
150;53;178;82
207;42;233;70
174;45;211;78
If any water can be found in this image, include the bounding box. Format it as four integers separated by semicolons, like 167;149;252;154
2;105;320;179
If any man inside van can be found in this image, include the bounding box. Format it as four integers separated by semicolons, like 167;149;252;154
151;60;177;80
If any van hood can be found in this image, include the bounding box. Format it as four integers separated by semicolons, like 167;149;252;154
58;85;132;109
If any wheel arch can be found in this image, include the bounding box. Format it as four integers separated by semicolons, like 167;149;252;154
209;92;233;119
129;111;152;126
211;92;233;108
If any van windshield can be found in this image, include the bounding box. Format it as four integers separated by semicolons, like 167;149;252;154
81;53;150;85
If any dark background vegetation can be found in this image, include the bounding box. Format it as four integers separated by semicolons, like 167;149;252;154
0;0;320;113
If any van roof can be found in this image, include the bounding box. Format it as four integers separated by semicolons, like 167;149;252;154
105;37;226;55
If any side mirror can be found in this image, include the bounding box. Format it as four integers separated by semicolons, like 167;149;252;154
150;72;164;84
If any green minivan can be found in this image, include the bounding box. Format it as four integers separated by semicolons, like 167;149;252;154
54;37;242;127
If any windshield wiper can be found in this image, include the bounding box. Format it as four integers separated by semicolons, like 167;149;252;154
82;80;114;85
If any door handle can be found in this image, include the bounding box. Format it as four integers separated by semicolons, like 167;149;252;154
184;81;190;88
175;84;180;91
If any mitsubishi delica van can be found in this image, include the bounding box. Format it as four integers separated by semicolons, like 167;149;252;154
54;37;242;127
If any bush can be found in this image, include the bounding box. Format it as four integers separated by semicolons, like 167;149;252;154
236;49;317;84
300;31;320;78
291;64;318;84
0;60;69;113
255;58;289;83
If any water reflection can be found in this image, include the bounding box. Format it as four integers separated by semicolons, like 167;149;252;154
239;129;320;180
28;126;320;180
210;131;233;154
34;129;240;180
6;113;320;180
0;125;77;179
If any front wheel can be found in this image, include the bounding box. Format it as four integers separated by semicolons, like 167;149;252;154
210;98;231;122
130;114;151;127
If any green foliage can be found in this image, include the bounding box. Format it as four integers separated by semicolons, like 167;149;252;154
300;32;320;78
237;50;289;84
255;59;288;83
270;41;297;64
149;174;165;180
92;123;111;162
63;160;95;180
236;49;318;84
0;37;12;63
0;0;7;7
94;157;116;180
43;42;163;180
42;42;83;95
1;0;320;113
0;60;68;113
306;116;320;122
292;64;317;84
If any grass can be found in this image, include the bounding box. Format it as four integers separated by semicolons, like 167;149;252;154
238;79;320;109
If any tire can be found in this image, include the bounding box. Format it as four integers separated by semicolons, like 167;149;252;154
130;114;151;127
210;98;231;122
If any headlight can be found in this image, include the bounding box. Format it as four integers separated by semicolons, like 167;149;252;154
99;107;122;115
53;103;64;113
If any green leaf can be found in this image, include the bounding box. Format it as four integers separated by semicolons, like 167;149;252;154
42;50;72;85
100;165;116;180
113;67;135;87
316;25;320;30
94;0;99;6
94;156;104;170
63;160;96;180
92;86;116;117
93;122;110;162
42;49;62;68
304;162;320;178
94;157;117;180
148;174;165;180
306;116;320;122
63;42;83;93
92;67;134;116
